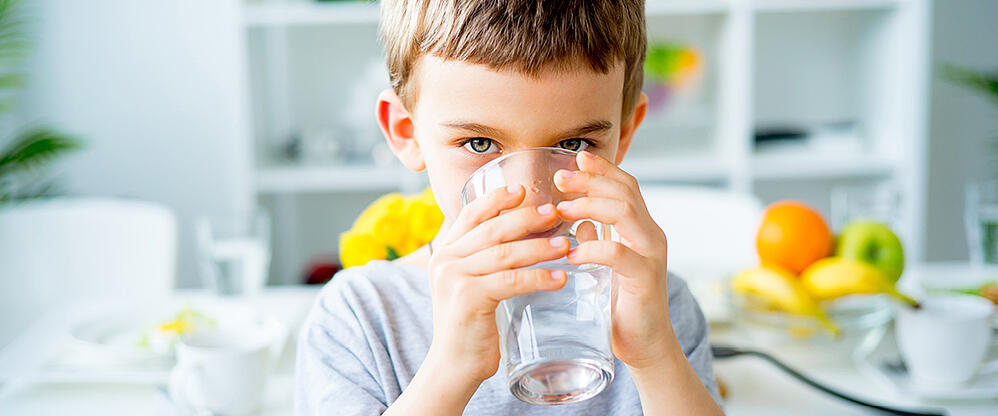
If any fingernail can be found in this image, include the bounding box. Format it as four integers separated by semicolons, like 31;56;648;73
550;270;563;280
549;237;566;247
537;204;554;215
558;170;576;179
557;200;574;211
581;150;596;160
506;184;520;194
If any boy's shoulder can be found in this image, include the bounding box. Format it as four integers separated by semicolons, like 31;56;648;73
315;260;431;310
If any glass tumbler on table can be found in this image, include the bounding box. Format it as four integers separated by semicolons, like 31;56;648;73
461;147;616;405
966;181;998;266
195;210;272;297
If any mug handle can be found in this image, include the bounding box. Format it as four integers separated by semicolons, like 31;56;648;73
169;361;208;411
979;357;998;375
977;331;998;375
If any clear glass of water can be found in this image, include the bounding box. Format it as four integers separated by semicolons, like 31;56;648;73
966;181;998;266
195;210;272;297
830;181;903;232
462;147;615;405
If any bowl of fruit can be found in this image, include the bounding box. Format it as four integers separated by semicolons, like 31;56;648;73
729;201;918;355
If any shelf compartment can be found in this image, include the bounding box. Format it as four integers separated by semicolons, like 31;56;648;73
244;2;380;27
622;155;731;183
246;1;731;28
646;0;730;16
256;164;413;193
752;0;901;13
751;152;893;180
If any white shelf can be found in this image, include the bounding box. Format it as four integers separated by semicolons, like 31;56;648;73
622;155;730;183
238;0;931;271
751;152;894;180
645;0;730;16
752;0;901;13
245;0;731;28
256;164;411;193
244;2;380;27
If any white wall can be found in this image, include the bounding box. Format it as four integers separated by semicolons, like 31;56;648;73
16;0;253;288
924;0;998;261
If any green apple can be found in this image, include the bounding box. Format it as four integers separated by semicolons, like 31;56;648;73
836;221;905;283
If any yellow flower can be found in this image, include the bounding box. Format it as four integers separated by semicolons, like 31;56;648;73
339;187;444;268
373;209;410;254
339;230;388;268
406;198;443;245
352;193;405;234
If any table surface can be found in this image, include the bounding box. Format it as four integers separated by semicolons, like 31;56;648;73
0;262;995;415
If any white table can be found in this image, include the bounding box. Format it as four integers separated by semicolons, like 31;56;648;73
0;286;319;415
0;264;995;415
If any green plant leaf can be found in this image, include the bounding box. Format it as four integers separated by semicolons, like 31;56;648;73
939;63;998;106
386;246;400;261
0;0;26;98
0;71;24;88
0;128;83;178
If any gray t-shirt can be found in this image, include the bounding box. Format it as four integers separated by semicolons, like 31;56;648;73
295;260;719;415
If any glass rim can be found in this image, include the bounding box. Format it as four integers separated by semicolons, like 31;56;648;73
460;146;579;202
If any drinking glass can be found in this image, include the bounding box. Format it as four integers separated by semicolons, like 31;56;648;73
195;211;272;297
830;182;903;233
966;181;998;266
462;147;616;405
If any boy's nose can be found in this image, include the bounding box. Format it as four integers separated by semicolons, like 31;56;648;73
504;151;557;208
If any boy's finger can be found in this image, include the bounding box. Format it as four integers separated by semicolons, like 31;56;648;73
567;240;658;282
448;203;561;257
576;150;640;190
441;184;524;246
478;268;567;302
575;220;599;243
555;168;637;201
458;237;571;275
556;196;661;251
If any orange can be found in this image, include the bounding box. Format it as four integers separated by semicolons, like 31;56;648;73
756;200;833;275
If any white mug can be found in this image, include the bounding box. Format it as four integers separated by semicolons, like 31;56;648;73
169;328;276;415
896;294;997;386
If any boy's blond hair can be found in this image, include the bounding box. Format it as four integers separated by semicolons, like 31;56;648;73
380;0;646;118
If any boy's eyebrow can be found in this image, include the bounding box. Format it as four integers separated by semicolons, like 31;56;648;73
440;121;505;138
440;119;614;138
556;120;614;138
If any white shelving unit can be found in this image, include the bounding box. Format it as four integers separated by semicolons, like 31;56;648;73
237;0;930;283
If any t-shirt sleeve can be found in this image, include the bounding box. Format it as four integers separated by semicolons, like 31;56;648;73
295;276;388;415
668;274;722;406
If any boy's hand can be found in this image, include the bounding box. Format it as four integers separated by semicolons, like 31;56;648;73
424;184;571;384
553;150;674;371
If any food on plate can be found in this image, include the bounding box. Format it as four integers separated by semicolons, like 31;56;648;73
138;308;215;354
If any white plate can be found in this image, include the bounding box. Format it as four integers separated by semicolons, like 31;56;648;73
854;328;998;400
43;299;288;385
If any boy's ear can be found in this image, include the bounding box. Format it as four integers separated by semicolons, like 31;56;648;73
376;89;425;171
614;92;648;165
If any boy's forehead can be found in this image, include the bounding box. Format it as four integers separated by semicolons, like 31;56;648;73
411;55;625;135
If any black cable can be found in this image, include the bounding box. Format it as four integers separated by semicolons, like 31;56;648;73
711;344;947;416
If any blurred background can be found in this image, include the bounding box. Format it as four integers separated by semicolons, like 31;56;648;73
1;0;997;414
6;0;995;289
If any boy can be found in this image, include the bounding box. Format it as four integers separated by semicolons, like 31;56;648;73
296;0;724;414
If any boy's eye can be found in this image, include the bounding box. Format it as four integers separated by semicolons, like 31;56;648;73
557;138;590;152
463;138;499;154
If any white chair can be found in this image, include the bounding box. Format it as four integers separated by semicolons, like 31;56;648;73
639;186;763;321
0;198;177;347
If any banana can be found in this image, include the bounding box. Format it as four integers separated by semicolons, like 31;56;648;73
801;257;919;307
732;266;840;336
